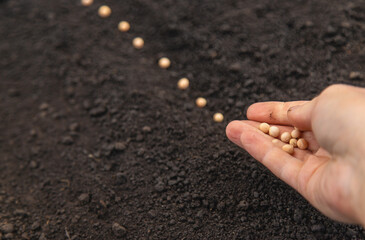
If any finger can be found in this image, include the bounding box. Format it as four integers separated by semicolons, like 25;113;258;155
246;101;309;125
287;98;319;131
243;121;320;155
226;120;303;190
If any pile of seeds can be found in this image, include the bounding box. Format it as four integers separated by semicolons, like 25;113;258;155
81;1;224;123
259;123;308;154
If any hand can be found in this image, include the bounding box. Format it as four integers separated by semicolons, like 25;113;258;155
226;84;365;226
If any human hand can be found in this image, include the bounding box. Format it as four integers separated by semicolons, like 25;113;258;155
226;84;365;226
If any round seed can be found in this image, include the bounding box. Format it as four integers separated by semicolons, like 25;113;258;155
282;144;294;154
297;138;308;150
81;0;93;6
259;123;270;134
213;113;224;123
132;37;144;49
291;129;301;139
98;5;111;18
196;97;207;108
280;132;291;143
272;139;280;144
118;21;130;32
158;57;171;69
177;78;189;90
289;138;297;147
269;126;280;138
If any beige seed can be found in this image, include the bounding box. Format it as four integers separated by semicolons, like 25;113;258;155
291;129;301;139
269;126;280;138
289;138;298;147
177;78;189;90
213;113;224;123
282;144;294;154
81;0;93;6
272;139;280;144
118;21;130;32
297;138;308;150
98;5;111;18
259;123;270;134
280;132;291;143
132;37;144;49
196;97;207;108
158;57;171;69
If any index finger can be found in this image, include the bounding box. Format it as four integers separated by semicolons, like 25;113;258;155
246;101;308;125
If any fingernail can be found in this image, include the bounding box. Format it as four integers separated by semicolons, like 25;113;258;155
226;122;244;141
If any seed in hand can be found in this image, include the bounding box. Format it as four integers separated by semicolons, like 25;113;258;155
291;128;301;139
177;78;189;90
98;5;111;18
280;132;291;143
269;126;280;138
282;144;294;154
132;37;144;49
118;21;130;32
213;113;224;122
289;138;297;147
297;138;308;150
158;57;171;69
259;123;270;134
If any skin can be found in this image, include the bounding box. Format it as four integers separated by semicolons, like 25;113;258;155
226;84;365;226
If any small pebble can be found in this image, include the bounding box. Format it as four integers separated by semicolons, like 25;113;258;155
213;113;224;123
280;132;291;143
269;126;280;138
118;21;130;32
98;5;111;18
78;193;90;205
158;57;171;69
297;138;308;150
282;144;294;154
195;97;207;108
259;123;270;134
177;78;189;90
291;129;301;139
112;223;127;237
132;37;144;49
289;138;297;147
349;71;362;80
0;223;14;233
81;0;93;6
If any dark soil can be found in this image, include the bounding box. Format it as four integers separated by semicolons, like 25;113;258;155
1;0;365;239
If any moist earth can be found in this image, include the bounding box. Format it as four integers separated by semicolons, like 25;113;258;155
1;0;365;239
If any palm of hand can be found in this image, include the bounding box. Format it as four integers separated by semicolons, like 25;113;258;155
226;102;362;224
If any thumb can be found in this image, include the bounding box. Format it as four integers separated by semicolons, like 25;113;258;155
287;97;319;131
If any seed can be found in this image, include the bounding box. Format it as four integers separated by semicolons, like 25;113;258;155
132;37;144;49
177;78;189;90
98;5;111;18
118;21;130;32
158;57;171;69
269;126;280;138
289;138;297;147
196;97;207;108
282;144;294;154
259;123;270;134
213;113;224;123
81;0;93;6
291;129;301;139
297;138;308;150
280;132;291;143
272;139;280;144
